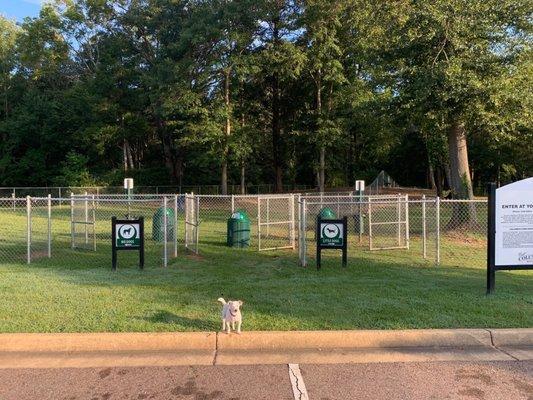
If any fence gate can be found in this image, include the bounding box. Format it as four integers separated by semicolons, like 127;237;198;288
368;195;409;250
71;195;96;251
185;193;199;253
258;195;296;251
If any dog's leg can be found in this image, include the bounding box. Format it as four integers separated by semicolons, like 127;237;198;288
222;319;225;332
232;321;235;331
237;321;241;334
226;321;230;334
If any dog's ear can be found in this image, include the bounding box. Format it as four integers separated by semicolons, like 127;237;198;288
238;300;243;306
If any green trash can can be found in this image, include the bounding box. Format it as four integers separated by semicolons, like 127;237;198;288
353;213;365;234
319;207;337;219
227;210;250;248
152;207;176;242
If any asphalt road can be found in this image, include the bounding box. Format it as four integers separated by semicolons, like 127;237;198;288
0;361;531;400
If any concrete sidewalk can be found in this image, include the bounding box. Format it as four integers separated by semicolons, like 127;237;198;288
0;328;531;369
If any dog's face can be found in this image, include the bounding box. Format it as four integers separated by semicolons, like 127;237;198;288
228;300;243;315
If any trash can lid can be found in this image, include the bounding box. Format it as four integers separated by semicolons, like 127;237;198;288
231;210;250;221
154;207;174;217
319;207;337;219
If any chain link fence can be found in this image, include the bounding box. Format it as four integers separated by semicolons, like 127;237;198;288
0;193;488;270
298;196;486;269
191;194;297;252
439;199;488;269
0;196;181;268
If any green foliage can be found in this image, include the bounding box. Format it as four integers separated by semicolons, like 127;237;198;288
0;0;530;189
53;151;98;186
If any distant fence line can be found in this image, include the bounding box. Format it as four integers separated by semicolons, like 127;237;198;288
0;184;318;197
0;193;488;272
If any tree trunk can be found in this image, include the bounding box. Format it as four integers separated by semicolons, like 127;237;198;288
428;163;436;190
316;71;325;192
221;161;228;195
221;68;231;195
272;70;284;193
447;122;473;199
123;139;128;172
319;147;325;192
446;121;477;228
271;19;284;193
240;163;245;194
156;116;180;185
125;139;134;170
435;166;444;197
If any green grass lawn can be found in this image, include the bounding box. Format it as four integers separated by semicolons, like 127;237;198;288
0;203;531;333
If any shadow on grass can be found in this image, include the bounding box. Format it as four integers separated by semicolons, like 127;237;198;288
144;310;217;331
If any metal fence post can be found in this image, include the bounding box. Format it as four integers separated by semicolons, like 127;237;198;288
368;199;373;250
266;197;270;236
291;194;296;249
422;195;427;259
92;195;96;251
231;195;235;213
436;196;440;265
302;199;307;267
174;194;178;258
70;193;74;249
405;194;410;249
26;196;31;264
257;196;261;251
397;193;401;247
298;199;303;264
12;192;15;211
296;194;301;250
84;191;89;245
195;195;200;254
163;197;168;267
47;194;52;258
184;193;189;250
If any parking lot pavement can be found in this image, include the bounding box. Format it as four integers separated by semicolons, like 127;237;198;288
0;365;294;400
301;361;533;400
0;361;531;400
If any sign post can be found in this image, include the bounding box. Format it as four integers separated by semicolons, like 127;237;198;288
316;216;348;270
124;178;134;218
487;178;533;294
112;217;144;270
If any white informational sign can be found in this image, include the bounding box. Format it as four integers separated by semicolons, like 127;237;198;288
115;222;141;247
319;222;344;247
355;180;365;192
124;178;134;190
494;177;533;266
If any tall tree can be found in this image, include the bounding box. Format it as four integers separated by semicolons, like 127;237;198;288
381;0;532;199
303;0;345;192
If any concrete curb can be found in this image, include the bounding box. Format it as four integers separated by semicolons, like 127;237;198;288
0;329;530;368
490;328;533;347
216;329;494;350
1;332;216;352
2;328;532;352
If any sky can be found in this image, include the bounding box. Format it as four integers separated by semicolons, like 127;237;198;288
0;0;42;22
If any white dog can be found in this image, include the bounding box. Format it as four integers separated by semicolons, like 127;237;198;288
217;297;243;334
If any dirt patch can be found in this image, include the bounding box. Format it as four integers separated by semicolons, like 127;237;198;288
443;231;487;248
98;368;112;379
458;387;486;399
186;252;205;261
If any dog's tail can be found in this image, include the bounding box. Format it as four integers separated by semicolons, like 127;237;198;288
217;297;226;305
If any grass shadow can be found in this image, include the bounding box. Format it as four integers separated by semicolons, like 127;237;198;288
144;310;217;331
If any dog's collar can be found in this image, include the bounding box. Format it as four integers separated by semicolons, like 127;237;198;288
229;310;238;317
